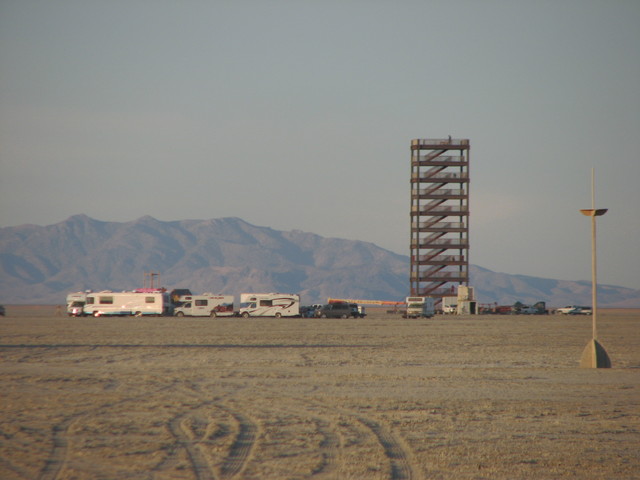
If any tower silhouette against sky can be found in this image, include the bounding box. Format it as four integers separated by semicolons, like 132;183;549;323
410;138;470;303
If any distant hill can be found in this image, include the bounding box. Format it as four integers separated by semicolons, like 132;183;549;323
1;215;639;307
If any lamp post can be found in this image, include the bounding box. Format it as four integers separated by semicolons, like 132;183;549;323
579;168;610;368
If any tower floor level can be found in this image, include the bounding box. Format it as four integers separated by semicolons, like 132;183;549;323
410;138;470;302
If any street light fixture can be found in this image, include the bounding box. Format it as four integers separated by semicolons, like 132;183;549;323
579;168;611;368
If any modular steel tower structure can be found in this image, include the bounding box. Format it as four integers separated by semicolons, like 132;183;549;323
410;138;470;302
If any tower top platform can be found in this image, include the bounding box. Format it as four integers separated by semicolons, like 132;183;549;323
411;138;469;149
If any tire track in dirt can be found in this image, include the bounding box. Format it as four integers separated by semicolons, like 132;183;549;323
0;456;32;480
297;397;420;480
38;417;76;480
37;381;180;480
159;385;257;480
255;398;343;478
181;386;259;479
310;418;341;477
357;417;416;480
169;412;217;480
153;386;223;479
217;409;258;479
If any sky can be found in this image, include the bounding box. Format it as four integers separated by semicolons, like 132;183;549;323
1;0;639;290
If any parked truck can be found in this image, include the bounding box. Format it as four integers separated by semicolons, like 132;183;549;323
404;296;435;318
442;296;458;314
174;294;234;317
238;293;300;318
557;305;592;315
83;289;173;317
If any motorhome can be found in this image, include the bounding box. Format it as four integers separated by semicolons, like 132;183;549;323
238;293;300;318
83;289;173;317
174;294;234;317
66;291;88;316
404;296;435;318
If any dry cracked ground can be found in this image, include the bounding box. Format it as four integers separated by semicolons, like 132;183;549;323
1;307;639;479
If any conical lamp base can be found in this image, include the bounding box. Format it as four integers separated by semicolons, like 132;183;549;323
580;339;611;368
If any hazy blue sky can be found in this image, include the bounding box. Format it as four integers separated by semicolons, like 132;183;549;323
1;1;639;289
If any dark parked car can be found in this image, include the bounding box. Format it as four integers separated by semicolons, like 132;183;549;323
316;302;357;319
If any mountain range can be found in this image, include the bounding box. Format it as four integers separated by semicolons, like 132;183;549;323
1;214;639;307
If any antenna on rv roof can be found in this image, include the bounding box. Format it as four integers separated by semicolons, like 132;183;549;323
143;272;160;290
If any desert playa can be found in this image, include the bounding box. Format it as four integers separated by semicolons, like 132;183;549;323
1;307;638;479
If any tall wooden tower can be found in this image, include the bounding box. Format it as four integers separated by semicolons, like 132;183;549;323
410;138;470;302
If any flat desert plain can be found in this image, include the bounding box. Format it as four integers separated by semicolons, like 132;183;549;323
1;307;639;480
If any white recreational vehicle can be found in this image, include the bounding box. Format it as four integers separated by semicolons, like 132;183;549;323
404;296;435;318
174;294;234;317
238;293;300;318
83;289;173;317
66;291;88;316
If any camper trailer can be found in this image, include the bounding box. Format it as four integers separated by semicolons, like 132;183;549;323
404;296;435;318
66;291;88;316
83;289;172;317
174;294;234;317
238;293;300;318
